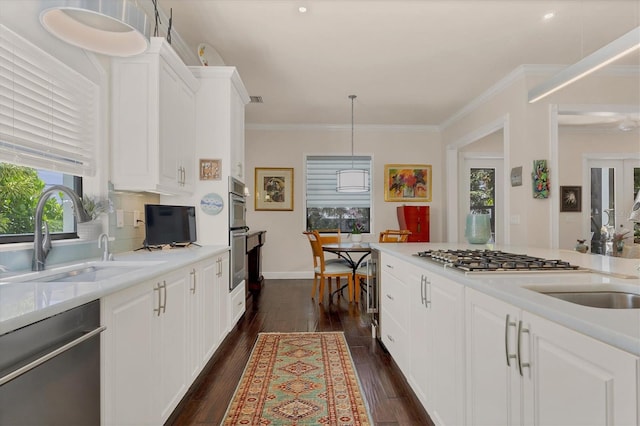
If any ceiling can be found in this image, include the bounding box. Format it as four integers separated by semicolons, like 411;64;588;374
157;0;640;127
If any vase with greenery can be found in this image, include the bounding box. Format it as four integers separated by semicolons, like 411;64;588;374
77;195;110;240
351;222;364;243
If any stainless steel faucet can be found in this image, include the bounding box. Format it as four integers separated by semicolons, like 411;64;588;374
98;233;114;261
32;185;91;271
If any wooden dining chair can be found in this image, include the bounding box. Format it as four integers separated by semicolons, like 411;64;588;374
304;231;354;303
379;229;412;243
315;228;342;244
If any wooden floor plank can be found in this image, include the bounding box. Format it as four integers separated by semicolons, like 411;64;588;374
166;279;433;426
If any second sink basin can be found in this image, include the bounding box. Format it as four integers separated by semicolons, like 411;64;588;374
541;291;640;309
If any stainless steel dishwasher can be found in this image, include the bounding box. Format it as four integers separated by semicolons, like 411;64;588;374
0;300;104;425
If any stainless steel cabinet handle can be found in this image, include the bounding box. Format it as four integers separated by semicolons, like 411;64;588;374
504;314;517;367
161;280;167;313
517;320;531;376
154;282;162;316
0;326;106;387
386;264;393;269
386;294;394;300
190;269;196;294
420;275;426;306
387;334;395;342
424;276;432;308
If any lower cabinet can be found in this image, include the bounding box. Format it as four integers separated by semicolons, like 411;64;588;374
409;269;465;426
465;288;639;426
230;279;246;327
101;252;231;426
380;254;639;426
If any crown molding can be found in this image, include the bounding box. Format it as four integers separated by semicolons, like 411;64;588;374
245;123;439;132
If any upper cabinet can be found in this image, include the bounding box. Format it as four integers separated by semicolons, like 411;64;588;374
190;67;250;183
111;38;200;194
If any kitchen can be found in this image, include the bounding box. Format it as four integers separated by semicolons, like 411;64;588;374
0;1;639;425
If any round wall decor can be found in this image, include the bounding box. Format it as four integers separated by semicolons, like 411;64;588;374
200;192;224;216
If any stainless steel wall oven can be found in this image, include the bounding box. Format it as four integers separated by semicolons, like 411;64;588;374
229;177;248;291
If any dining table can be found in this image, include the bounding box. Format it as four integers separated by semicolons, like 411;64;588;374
322;242;372;300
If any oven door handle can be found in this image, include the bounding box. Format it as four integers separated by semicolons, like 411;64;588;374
232;232;249;237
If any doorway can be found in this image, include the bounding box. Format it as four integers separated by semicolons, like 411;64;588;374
461;157;504;244
587;158;640;253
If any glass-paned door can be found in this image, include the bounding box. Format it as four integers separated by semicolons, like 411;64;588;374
461;158;503;244
588;159;639;253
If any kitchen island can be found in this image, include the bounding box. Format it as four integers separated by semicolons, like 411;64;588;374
370;242;639;426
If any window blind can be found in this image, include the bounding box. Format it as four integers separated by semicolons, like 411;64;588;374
306;155;371;208
0;25;97;176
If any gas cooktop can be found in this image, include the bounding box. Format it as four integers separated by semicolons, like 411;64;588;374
415;249;585;274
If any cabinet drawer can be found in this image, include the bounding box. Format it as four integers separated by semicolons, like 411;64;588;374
230;282;246;325
381;309;409;373
381;253;423;284
380;271;409;328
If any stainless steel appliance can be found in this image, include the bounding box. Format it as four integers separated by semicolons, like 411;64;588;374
415;249;585;274
229;177;248;291
363;249;380;338
0;300;104;425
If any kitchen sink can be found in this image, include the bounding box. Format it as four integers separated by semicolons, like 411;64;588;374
4;261;166;283
540;291;640;309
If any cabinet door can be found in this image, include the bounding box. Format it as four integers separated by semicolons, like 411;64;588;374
465;288;522;426
230;280;246;327
200;258;219;364
522;312;639;426
159;59;182;190
428;274;465;426
217;254;230;341
409;268;429;407
101;279;158;426
157;271;189;422
177;81;196;190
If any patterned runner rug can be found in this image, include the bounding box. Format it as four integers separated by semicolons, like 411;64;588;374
221;332;372;425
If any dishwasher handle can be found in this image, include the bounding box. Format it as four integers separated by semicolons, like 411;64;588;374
0;326;106;386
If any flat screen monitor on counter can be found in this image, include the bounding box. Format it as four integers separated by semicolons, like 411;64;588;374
144;204;197;247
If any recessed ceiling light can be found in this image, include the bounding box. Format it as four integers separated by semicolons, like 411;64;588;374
298;6;308;13
543;11;556;21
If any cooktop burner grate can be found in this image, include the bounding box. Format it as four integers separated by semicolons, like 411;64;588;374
415;249;584;273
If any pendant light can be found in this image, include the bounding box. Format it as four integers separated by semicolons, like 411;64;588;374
336;95;370;193
40;0;150;57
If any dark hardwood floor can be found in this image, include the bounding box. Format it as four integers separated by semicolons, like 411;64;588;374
167;279;434;425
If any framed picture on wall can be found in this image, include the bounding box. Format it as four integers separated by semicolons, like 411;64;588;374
560;186;581;212
199;158;221;180
255;167;294;211
384;164;432;202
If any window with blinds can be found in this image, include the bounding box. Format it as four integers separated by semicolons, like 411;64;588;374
0;25;98;176
305;155;371;232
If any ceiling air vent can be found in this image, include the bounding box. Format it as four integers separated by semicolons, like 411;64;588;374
249;96;263;103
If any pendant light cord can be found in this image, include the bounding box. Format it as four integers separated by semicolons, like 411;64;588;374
349;94;356;168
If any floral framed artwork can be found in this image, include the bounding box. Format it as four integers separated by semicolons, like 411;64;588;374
560;186;581;212
199;158;221;180
384;164;432;202
255;167;294;211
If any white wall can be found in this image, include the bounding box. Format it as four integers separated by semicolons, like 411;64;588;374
245;125;441;278
441;66;640;249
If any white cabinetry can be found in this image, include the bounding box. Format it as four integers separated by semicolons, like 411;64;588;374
230;280;246;328
409;267;465;426
379;254;410;373
465;288;639;426
111;37;199;194
101;268;188;425
380;252;465;426
101;253;231;426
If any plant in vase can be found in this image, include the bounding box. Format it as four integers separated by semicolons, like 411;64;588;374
351;222;364;243
77;195;110;240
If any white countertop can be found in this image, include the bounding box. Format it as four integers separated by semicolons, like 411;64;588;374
0;245;229;336
371;242;640;356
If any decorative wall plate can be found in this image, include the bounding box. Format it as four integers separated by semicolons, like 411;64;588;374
197;42;225;66
200;192;224;215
